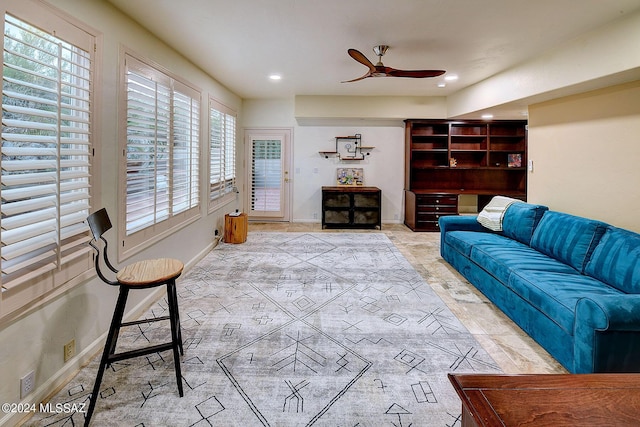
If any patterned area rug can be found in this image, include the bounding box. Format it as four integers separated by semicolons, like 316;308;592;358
29;232;500;426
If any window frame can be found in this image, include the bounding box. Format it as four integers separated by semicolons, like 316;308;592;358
0;0;99;322
118;51;202;260
208;98;237;212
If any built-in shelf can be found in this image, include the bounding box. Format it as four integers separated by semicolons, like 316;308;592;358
404;119;528;231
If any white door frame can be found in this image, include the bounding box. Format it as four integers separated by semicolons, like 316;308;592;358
244;127;293;222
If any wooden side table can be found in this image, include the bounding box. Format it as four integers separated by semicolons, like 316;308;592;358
224;212;248;243
448;373;640;426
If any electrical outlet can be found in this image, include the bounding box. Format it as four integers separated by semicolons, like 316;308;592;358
20;370;35;399
64;339;76;362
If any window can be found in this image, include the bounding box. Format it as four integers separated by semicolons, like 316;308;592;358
209;99;236;209
122;54;200;255
1;10;94;319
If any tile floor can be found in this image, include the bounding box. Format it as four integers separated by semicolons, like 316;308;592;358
247;221;567;375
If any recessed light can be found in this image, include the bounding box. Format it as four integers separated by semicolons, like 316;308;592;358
269;74;282;81
482;114;494;120
444;75;458;81
437;82;446;88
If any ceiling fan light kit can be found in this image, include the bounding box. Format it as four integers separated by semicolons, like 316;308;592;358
343;45;445;83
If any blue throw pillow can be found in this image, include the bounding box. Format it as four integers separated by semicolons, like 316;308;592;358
584;227;640;293
530;211;607;273
501;203;548;245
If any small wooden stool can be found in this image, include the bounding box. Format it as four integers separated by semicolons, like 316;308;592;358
224;213;248;243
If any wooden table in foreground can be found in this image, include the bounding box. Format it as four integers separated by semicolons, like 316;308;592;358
448;373;640;427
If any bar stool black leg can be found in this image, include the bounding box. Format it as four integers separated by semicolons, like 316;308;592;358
167;281;183;355
167;280;184;396
84;287;130;427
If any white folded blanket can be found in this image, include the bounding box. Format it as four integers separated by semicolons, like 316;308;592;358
477;196;522;231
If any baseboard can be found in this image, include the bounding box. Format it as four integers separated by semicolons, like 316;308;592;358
8;242;215;427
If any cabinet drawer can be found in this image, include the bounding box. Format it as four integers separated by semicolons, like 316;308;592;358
354;210;380;225
324;210;350;224
323;193;350;207
353;193;380;207
416;195;458;206
417;204;457;214
415;220;441;231
417;212;455;222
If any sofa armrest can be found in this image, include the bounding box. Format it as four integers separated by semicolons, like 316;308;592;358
439;215;486;239
574;295;640;373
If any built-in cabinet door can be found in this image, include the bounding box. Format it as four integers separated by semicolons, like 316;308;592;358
245;128;291;221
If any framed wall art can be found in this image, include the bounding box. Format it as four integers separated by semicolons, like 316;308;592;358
336;168;364;186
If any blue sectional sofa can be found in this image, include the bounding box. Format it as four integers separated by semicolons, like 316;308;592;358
439;203;640;373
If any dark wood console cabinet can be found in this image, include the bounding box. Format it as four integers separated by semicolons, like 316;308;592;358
322;186;381;229
405;119;527;231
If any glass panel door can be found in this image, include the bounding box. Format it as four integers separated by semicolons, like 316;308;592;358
245;129;291;220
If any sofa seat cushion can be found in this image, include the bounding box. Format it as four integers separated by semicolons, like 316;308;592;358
509;270;623;335
585;226;640;293
470;243;578;285
445;230;523;258
531;211;607;273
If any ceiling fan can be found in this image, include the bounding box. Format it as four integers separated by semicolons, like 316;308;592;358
342;45;445;82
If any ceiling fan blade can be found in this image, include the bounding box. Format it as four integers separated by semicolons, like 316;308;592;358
347;49;376;72
341;72;372;83
386;68;446;78
343;46;446;82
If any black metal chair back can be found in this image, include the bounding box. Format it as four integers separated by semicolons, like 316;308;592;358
86;208;118;285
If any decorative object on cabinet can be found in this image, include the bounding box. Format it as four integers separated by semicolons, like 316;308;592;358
322;186;381;229
508;153;522;168
404;119;527;231
319;134;374;160
336;168;364;186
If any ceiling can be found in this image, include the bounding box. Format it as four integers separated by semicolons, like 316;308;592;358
106;0;640;102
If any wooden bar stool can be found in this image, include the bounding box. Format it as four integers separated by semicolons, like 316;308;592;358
84;208;184;426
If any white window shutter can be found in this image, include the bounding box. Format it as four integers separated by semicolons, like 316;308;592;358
209;101;236;205
1;14;93;295
123;55;201;242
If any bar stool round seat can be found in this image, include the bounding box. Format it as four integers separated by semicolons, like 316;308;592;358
116;258;184;286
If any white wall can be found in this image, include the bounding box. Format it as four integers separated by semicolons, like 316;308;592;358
293;126;405;223
295;95;447;121
243;99;406;224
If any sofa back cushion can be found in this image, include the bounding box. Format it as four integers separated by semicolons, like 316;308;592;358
584;226;640;293
500;202;548;245
530;211;607;273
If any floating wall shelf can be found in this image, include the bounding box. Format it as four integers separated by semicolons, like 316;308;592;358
320;134;374;160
